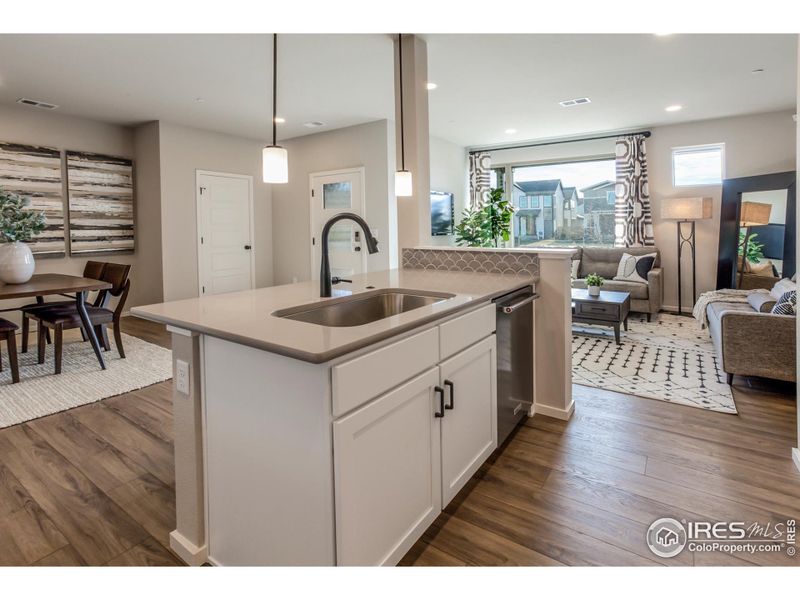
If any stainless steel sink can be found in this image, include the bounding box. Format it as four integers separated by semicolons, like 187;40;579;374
273;288;454;327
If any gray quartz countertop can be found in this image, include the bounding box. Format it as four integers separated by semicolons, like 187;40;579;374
131;268;535;363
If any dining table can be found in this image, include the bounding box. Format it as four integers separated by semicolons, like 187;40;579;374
0;274;113;370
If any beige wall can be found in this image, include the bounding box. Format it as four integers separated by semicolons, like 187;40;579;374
428;135;468;247
0;103;163;316
271;119;397;285
157;122;274;302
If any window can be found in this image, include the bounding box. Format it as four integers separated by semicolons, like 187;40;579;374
510;157;616;247
518;196;528;209
672;144;724;187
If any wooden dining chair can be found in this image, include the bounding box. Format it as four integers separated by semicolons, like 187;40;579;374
20;260;107;353
26;263;131;374
0;318;20;384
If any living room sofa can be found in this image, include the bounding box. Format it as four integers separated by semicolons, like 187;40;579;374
571;247;663;320
706;297;796;384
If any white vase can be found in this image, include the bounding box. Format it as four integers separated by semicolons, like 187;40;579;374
588;285;601;296
0;241;35;284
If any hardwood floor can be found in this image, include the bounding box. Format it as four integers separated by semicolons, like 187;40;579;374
0;316;798;566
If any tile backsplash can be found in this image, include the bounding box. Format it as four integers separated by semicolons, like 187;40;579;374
402;248;539;278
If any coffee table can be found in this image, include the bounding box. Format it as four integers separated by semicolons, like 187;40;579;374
571;288;631;345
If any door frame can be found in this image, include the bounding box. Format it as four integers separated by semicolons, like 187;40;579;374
308;166;367;278
195;169;256;296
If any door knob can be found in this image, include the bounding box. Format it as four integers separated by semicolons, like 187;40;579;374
354;246;361;251
244;245;252;250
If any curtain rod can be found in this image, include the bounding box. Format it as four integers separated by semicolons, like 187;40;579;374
468;130;651;155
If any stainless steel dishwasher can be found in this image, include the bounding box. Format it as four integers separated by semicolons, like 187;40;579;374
494;286;536;445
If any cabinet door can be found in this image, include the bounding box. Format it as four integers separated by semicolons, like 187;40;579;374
333;367;442;565
439;335;497;506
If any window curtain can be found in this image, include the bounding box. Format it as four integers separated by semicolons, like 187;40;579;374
614;134;654;247
469;151;491;209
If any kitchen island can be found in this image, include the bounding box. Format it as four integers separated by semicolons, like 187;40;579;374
132;258;570;566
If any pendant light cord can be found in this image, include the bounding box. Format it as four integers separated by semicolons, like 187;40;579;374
272;33;278;147
398;33;405;171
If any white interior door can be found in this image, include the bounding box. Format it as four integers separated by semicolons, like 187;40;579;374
197;171;254;296
310;168;366;280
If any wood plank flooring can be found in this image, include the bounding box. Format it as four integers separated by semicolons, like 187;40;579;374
0;316;797;566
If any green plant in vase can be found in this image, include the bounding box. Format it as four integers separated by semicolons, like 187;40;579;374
0;187;46;284
585;273;604;296
454;187;514;248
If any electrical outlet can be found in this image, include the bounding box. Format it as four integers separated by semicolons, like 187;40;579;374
176;360;190;395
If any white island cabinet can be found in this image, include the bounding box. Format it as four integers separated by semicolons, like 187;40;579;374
202;303;497;566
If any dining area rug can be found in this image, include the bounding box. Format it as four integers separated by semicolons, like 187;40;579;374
0;333;172;428
571;313;737;414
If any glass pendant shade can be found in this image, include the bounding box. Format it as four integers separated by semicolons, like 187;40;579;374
262;145;288;183
395;169;413;197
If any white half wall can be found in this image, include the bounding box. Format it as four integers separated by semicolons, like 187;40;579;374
271;119;397;285
157;122;274;302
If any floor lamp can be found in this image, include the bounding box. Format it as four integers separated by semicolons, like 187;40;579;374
661;197;712;315
737;201;772;287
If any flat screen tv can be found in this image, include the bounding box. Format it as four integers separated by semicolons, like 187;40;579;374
430;191;454;236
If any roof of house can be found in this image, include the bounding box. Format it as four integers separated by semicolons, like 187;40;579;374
562;186;578;198
580;180;615;192
515;179;562;194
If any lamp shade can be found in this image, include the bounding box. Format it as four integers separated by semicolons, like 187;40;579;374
262;145;288;183
739;201;772;226
661;197;713;220
395;169;413;197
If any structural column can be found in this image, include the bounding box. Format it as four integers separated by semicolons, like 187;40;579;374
534;250;574;420
394;34;431;251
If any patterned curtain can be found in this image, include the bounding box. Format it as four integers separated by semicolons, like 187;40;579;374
614;135;654;247
469;151;491;209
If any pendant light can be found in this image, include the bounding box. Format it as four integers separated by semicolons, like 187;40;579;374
263;33;288;183
395;33;413;197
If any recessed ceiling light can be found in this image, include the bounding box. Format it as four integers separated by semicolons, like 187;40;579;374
303;121;326;128
274;117;286;123
426;82;438;90
654;33;672;37
505;128;517;134
665;104;683;112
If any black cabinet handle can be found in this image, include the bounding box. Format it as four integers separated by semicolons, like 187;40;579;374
434;386;445;418
444;379;454;410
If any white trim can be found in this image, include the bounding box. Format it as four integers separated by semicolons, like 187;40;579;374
169;530;207;566
534;399;575;421
793;448;800;474
195;170;256;297
308;167;367;278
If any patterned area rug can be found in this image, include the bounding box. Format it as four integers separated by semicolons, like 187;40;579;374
0;333;172;428
572;313;737;414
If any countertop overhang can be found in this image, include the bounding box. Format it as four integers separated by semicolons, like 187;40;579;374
131;269;535;363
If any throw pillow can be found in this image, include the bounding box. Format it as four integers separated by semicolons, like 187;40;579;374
570;260;580;280
747;292;776;313
613;252;657;284
770;278;795;300
771;290;796;315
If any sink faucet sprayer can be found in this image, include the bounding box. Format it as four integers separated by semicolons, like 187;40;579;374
320;212;379;297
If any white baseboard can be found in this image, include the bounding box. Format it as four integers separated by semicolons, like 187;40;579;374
169;530;207;566
534;399;575;421
793;448;800;474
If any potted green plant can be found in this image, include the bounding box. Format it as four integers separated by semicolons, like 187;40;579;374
454;187;514;248
586;273;604;296
0;187;46;284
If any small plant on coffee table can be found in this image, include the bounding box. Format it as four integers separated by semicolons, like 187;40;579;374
585;273;604;288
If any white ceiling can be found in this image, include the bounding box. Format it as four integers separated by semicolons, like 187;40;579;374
0;34;395;142
0;34;795;148
425;34;797;147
